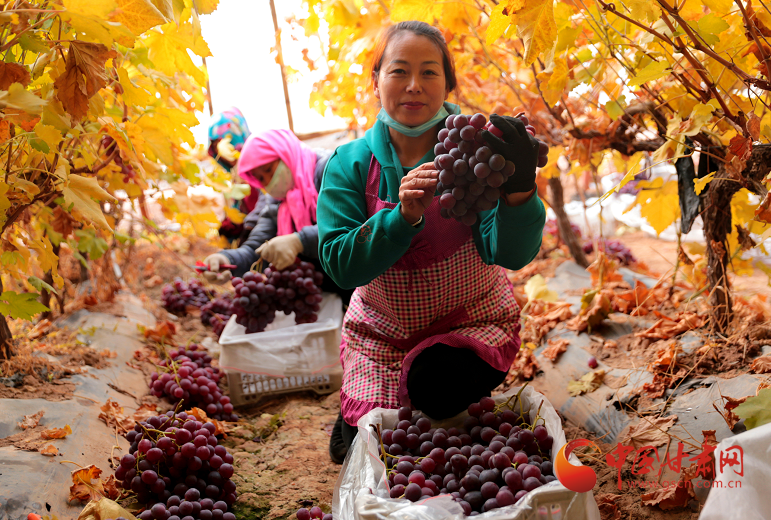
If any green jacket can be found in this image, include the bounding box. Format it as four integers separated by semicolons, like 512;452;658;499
317;119;546;290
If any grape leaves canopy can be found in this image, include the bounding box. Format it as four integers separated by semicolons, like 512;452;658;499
290;0;771;331
0;0;227;357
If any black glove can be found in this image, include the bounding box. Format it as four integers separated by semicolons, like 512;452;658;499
481;114;540;194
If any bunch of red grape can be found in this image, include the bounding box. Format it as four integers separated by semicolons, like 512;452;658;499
296;505;332;520
583;238;637;265
150;345;238;422
230;259;324;333
543;219;582;240
162;279;214;315
200;295;234;338
115;410;237;519
433;114;548;226
378;395;556;514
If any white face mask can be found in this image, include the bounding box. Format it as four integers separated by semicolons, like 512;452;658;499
264;160;294;199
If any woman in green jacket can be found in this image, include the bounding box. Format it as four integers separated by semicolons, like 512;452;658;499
317;21;547;463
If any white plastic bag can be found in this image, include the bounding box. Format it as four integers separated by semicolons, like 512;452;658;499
218;293;343;378
699;422;771;520
334;385;600;520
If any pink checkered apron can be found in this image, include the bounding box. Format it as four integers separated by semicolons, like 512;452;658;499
340;157;522;426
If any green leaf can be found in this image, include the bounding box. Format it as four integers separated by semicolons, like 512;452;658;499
0;291;49;320
1;251;23;266
74;229;109;260
28;276;57;295
735;388;771;429
19;34;50;53
628;60;670;87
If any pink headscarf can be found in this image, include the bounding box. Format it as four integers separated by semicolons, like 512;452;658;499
237;129;318;236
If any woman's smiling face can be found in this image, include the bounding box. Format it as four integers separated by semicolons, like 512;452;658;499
374;31;449;128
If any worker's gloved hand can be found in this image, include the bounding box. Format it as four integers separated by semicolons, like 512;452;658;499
216;136;239;164
201;253;233;284
481;114;540;194
255;233;303;271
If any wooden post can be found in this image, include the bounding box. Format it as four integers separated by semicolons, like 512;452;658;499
269;0;294;132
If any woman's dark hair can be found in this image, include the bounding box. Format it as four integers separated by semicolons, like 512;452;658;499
370;21;457;93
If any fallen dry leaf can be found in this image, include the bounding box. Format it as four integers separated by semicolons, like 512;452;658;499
635;312;704;340
566;290;613;333
143;274;163;288
604;339;618;349
542;337;570;362
567;369;605;396
622;415;677;450
521;301;573;344
18;410;44;430
641;374;672;398
648;340;682;372
98;399;134;434
40;424;72;440
133;403;158;423
587;251;624;286
69;464;103;502
595;493;621;520
185;407;227;436
142;320;177;344
714;395;750;430
97;348;117;359
506;346;540;382
76;496;133;520
28;319;52;340
40;444;58;456
750;355;771;374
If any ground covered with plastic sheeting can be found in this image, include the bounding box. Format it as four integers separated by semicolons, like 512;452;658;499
3;229;771;520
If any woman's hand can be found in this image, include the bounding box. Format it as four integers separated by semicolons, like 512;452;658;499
399;163;438;225
255;233;303;271
201;253;233;284
481;114;540;194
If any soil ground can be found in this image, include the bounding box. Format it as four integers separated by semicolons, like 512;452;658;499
2;225;768;520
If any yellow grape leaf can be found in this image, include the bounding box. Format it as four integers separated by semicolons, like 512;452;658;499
62;174;116;230
677;103;713;137
33;122;63;151
553;2;575;30
628;60;670;87
389;0;437;22
0;83;46;114
555;26;580;53
628;178;680;235
151;106;198;146
143;22;211;85
224;207;245;225
116;67;153;107
8;175;40;202
29;235;62;286
604;99;626;121
62;0;135;47
439;3;470;35
600;152;643;201
626;0;658;23
515;0;558;66
538;145;564;179
524;274;558;302
732;189;758;226
486;2;511;45
137;120;174;164
195;0;219;15
0;291;49;320
696;13;729;45
111;0;169;36
536;57;568;107
0;182;10;226
694;171;715;195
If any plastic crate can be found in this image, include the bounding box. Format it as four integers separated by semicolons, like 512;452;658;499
226;369;342;407
218;293;344;407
